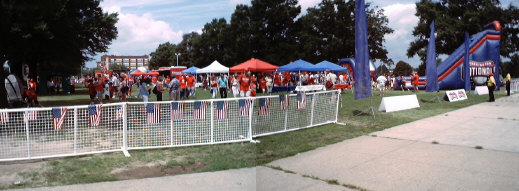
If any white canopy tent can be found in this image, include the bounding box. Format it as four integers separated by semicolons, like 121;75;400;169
196;60;229;74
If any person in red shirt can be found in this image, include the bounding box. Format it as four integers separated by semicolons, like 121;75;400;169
186;74;195;98
28;78;37;91
412;72;419;92
94;77;104;104
238;72;251;97
283;72;291;86
259;75;267;94
274;72;281;86
179;74;187;99
22;88;43;107
250;82;257;97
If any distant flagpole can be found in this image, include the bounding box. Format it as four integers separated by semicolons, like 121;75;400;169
426;21;438;92
354;0;372;100
463;32;471;91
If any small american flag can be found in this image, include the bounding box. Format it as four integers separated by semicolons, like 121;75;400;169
279;94;289;110
328;92;336;104
258;98;270;116
24;111;38;121
215;100;229;119
0;111;8;124
52;107;68;130
115;105;123;120
193;101;207;119
171;102;184;121
238;99;252;116
88;104;103;127
297;93;306;110
146;103;160;124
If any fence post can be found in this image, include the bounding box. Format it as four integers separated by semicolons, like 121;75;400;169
210;100;214;143
310;93;314;126
248;98;254;140
122;103;128;150
73;108;78;154
335;91;340;123
170;102;174;146
284;96;289;131
24;111;31;159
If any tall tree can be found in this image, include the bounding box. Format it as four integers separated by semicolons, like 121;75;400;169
408;0;519;62
149;42;178;69
0;0;118;108
393;61;413;76
297;0;393;63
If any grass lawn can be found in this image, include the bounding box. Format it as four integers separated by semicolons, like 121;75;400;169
1;86;507;189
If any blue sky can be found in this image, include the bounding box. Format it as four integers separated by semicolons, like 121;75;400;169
86;0;519;68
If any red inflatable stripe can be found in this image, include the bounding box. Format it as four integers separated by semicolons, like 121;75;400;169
438;34;501;81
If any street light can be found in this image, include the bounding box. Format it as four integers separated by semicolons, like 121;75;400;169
175;53;181;66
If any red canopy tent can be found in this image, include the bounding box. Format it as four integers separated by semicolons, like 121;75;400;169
130;70;146;76
229;58;279;73
146;71;159;76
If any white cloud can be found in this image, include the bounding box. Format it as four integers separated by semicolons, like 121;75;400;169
380;3;421;67
85;3;184;68
298;0;320;12
229;0;250;6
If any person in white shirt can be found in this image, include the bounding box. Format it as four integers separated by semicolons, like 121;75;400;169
376;75;388;96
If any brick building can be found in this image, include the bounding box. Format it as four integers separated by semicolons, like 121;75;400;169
96;55;149;70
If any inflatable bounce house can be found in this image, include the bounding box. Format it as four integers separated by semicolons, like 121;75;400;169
437;21;501;90
338;58;376;79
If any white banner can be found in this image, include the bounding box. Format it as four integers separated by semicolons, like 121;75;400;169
474;86;489;95
445;89;468;102
379;94;420;112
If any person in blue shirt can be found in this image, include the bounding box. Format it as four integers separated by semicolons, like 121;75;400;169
139;77;151;102
218;74;228;98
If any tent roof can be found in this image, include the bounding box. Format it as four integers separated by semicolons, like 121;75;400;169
229;58;279;73
197;60;229;73
316;60;347;72
182;66;199;74
277;59;326;72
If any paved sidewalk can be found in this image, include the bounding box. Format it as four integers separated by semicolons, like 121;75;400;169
13;94;519;191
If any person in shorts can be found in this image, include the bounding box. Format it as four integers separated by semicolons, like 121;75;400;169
376;75;388;96
238;72;251;97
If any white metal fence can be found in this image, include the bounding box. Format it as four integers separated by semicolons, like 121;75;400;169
0;90;340;162
511;78;519;93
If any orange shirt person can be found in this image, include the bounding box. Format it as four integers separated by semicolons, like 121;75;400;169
179;75;187;99
186;74;195;98
238;72;251;97
259;77;267;93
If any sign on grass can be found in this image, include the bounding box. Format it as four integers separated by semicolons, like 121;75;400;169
445;89;468;102
378;94;420;112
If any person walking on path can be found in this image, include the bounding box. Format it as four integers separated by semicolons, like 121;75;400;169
487;73;496;102
505;73;511;96
168;75;180;101
218;74;228;98
376;74;388;97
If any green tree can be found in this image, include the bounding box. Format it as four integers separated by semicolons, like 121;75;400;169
0;0;118;107
297;0;393;63
149;42;178;69
408;0;519;62
393;61;413;76
501;54;519;77
377;64;389;75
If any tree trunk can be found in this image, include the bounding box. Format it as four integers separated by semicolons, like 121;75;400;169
0;58;8;108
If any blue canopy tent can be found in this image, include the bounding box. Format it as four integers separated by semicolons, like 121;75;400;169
182;66;199;74
316;60;347;73
277;59;326;72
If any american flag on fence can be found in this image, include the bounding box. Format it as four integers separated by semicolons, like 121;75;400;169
88;104;103;127
297;93;306;110
171;102;184;121
258;98;270;116
146;103;160;124
0;111;8;124
52;107;67;130
215;100;229;119
328;92;336;104
279;94;289;110
115;105;123;120
238;99;252;116
24;111;38;121
193;101;207;119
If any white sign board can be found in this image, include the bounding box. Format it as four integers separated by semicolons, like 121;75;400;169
379;94;420;112
474;86;489;95
445;89;468;102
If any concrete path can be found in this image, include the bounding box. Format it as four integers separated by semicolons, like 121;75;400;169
13;93;519;191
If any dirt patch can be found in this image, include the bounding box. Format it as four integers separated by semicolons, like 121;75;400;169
111;162;206;179
0;161;45;185
338;116;367;127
